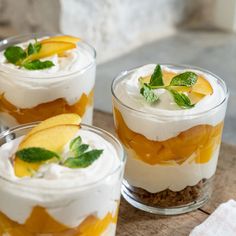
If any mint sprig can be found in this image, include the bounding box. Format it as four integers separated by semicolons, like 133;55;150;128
4;46;26;64
23;60;54;70
64;150;103;168
170;90;194;109
4;39;54;70
170;72;197;87
27;41;41;56
140;83;159;103
16;147;60;163
149;64;164;86
66;136;103;168
15;136;103;169
139;64;197;109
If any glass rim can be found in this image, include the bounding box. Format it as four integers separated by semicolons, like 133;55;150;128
111;63;229;118
0;122;126;191
0;32;96;81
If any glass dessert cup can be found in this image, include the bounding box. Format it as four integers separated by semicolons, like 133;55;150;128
0;123;125;236
0;33;96;127
112;64;228;215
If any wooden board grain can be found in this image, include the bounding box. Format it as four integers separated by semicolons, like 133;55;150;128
93;110;236;236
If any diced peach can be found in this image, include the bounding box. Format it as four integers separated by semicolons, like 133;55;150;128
28;41;76;61
40;35;81;44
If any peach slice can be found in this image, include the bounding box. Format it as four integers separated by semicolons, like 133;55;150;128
188;91;205;104
15;124;80;177
26;113;81;138
40;35;81;44
28;41;76;61
192;75;213;95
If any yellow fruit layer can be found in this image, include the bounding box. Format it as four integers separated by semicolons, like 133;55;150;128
114;108;223;165
0;205;118;236
0;89;94;124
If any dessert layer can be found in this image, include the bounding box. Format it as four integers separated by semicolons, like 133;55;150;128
114;108;223;165
124;178;211;208
0;205;118;235
124;146;219;193
0;129;121;227
113;64;227;141
0;89;94;124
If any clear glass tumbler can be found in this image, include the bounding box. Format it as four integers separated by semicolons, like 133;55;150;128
0;33;96;127
112;64;228;215
0;123;125;235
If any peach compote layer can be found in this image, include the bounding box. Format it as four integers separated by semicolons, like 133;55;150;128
114;107;223;165
0;205;118;236
0;89;94;124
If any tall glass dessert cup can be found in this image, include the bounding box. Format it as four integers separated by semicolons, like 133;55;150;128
112;64;228;214
0;114;125;235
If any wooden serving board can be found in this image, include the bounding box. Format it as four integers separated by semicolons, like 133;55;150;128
94;110;236;236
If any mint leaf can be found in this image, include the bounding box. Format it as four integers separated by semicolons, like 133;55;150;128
170;72;197;87
64;150;103;168
149;64;164;87
75;144;89;156
170;90;194;109
16;147;60;163
70;136;82;151
23;60;54;70
4;46;26;64
27;42;41;56
140;83;159;103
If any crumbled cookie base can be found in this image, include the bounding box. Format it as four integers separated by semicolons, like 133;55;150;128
125;178;212;208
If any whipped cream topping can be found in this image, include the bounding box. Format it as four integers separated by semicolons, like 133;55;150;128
0;129;122;227
0;38;94;76
114;64;228;141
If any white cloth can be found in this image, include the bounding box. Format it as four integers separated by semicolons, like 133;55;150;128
190;200;236;236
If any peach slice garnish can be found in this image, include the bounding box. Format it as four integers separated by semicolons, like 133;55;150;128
15;124;80;177
191;75;213;95
27;41;76;61
40;35;81;44
26;113;81;138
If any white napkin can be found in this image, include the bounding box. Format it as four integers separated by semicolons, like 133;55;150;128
190;200;236;236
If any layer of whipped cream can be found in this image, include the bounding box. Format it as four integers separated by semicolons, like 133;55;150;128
114;64;227;141
125;146;220;193
0;37;95;108
0;129;122;227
